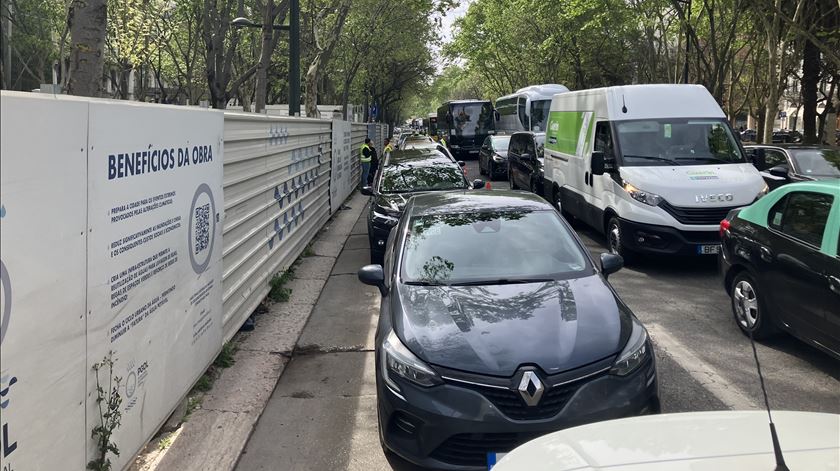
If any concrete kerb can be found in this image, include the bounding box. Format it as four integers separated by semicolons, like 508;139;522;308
130;191;369;471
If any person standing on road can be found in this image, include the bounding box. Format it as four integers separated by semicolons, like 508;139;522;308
368;142;380;186
439;133;447;148
360;138;373;188
384;138;393;154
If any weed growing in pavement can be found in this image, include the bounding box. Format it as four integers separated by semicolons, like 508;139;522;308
183;396;202;421
214;341;238;368
302;242;315;257
158;433;174;451
269;268;295;302
194;373;214;392
88;352;123;471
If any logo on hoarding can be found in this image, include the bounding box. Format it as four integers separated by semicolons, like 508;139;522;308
188;183;217;274
0;260;11;347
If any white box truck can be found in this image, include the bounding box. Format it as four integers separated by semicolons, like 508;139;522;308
543;84;767;259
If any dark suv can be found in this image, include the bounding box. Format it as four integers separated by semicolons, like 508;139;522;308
363;148;483;263
508;131;546;196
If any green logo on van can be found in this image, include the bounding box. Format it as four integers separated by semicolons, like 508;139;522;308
545;111;593;156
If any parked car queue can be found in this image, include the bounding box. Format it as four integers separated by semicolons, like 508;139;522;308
359;84;839;471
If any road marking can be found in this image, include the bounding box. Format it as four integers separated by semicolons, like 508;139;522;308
646;323;759;410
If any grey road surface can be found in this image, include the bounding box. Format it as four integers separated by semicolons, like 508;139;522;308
234;158;838;471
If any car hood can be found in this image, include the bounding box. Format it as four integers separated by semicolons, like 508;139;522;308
374;192;429;213
620;164;765;207
493;411;840;471
394;276;628;376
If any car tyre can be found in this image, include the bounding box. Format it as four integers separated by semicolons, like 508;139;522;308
730;271;778;339
509;169;518;190
606;216;635;263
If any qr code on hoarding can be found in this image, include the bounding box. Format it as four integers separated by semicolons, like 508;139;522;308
194;203;210;253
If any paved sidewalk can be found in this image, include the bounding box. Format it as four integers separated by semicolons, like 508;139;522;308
143;192;369;471
235;206;424;471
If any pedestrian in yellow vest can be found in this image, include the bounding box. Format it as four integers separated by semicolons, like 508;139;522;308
384;138;394;153
360;138;373;188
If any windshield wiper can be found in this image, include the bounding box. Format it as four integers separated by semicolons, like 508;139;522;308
448;278;555;286
404;280;448;286
623;154;681;166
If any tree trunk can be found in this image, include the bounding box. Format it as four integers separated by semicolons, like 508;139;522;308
801;39;820;144
756;108;766;144
762;43;779;143
304;53;323;118
67;0;107;97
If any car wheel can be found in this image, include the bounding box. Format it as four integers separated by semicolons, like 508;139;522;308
606;216;634;263
509;169;518;190
730;271;778;339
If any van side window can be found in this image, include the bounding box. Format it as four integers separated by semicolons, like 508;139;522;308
594;122;614;159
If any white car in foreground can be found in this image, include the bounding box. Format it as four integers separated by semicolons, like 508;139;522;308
492;410;839;470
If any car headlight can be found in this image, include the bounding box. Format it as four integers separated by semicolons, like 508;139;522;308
623;181;663;206
381;330;442;390
610;320;651;376
492;154;504;162
754;183;769;200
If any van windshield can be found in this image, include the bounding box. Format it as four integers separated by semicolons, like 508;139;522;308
616;119;746;166
530;100;552;132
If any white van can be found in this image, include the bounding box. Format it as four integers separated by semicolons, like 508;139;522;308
543;84;767;259
495;84;570;133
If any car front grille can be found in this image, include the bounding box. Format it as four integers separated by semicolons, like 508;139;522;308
658;201;739;225
453;380;578;420
430;432;544;467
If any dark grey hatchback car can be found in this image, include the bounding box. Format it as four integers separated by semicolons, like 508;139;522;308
358;191;660;470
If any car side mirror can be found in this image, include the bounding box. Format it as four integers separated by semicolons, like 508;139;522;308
458;160;466;167
358;264;388;296
768;165;789;179
472;179;486;189
520;152;531;161
600;253;623;278
591;151;606;175
361;186;373;196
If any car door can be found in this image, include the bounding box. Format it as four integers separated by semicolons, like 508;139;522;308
518;135;536;190
761;191;835;340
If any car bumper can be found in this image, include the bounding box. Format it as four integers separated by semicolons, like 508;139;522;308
619;218;720;256
490;160;508;174
378;357;659;470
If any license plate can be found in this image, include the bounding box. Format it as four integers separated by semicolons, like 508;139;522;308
697;244;721;255
487;452;507;469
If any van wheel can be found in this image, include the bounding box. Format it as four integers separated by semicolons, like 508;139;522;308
730;271;778;339
607;217;634;263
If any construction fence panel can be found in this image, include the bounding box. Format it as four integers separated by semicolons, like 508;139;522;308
221;112;332;342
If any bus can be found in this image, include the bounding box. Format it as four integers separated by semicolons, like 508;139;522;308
494;84;570;133
437;99;495;158
426;113;438;136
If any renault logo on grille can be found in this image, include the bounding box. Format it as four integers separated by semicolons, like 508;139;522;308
517;371;544;406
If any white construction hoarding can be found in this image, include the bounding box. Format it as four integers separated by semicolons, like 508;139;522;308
329;120;354;211
0;93;89;470
85;100;224;469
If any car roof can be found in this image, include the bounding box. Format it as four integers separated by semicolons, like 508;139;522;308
493;410;840;471
406;190;554;217
776;179;840;195
385;148;456;167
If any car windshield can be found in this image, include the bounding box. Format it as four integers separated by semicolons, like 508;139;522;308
492;136;511;152
379;164;467;194
401;210;589;285
449;102;494;137
530;99;552;132
616;119;745;166
789;149;840;177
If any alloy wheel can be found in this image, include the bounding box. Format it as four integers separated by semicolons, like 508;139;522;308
733;280;759;329
608;222;621;255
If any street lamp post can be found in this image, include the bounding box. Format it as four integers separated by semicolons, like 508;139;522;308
675;0;691;84
231;0;300;116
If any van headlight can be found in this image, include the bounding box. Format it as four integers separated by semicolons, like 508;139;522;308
610;320;651;376
381;330;442;390
623;181;663;206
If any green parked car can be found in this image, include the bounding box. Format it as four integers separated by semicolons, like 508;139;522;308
719;180;840;359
